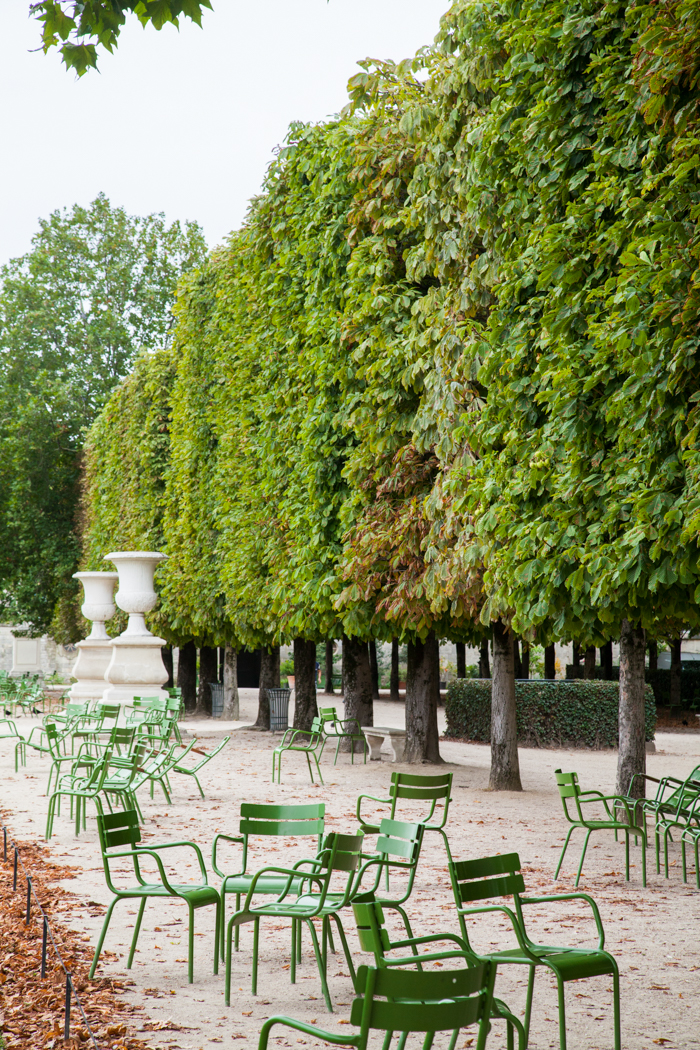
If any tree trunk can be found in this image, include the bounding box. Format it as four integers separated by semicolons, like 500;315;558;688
369;640;380;700
343;637;373;751
583;646;597;680
513;637;522;679
600;640;613;681
544;643;556;680
479;639;491;678
648;639;658;672
196;645;218;716
162;645;174;688
218;647;225;684
292;639;318;731
404;634;442;764
456;642;466;679
670;637;682;707
177;641;197;713
489;620;522;791
222;645;239;720
254;646;280;729
616;619;647;799
521;642;530;680
390;638;400;701
572;642;582;667
325;640;335;694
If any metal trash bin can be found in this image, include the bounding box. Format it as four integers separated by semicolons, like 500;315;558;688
210;682;224;719
268;687;291;731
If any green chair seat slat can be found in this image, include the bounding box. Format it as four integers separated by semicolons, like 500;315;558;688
542;951;616;981
458;872;526;903
452;853;521;881
241;803;324;820
223;874;307;894
240;819;324;837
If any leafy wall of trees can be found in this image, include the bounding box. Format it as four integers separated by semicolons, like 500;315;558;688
79;0;700;779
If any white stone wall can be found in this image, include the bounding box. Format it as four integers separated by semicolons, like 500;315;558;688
0;624;77;679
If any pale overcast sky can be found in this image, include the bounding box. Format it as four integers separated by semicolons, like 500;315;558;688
1;1;448;266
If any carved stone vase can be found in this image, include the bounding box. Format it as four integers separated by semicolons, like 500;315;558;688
68;571;119;703
102;551;169;705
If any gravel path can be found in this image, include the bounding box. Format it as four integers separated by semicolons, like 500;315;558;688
2;691;699;1050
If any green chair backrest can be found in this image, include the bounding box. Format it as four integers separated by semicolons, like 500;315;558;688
353;899;392;955
450;852;525;905
239;802;325;839
554;769;588;823
375;818;423;864
663;764;700;812
319;831;364;873
385;771;453;830
318;707;337;722
349;963;494;1043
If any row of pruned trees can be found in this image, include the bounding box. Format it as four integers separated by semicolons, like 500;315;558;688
80;0;700;792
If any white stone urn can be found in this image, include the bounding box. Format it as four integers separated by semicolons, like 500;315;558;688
68;571;119;703
102;551;169;705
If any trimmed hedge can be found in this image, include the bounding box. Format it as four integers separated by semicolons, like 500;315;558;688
565;665;700;709
445;679;656;749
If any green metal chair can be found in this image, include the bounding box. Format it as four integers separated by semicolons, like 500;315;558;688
213;801;325;954
257;961;497;1050
170;735;230;798
632;766;700;874
678;794;700;887
357;771;454;867
15;720;69;776
553;768;647;886
449;851;620;1050
0;717;21;741
317;707;368;765
225;831;364;1010
45;743;116;839
352;898;525;1050
352;818;425;945
271;716;326;784
89;808;220;984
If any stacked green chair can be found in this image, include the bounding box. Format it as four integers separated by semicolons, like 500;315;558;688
89;809;220;983
317;707;367;765
256;961;497;1050
225;831;364;1009
636;765;700;874
272;716;326;784
213;801;325;953
448;851;621;1050
554;768;647;886
679;794;700;887
171;735;230;798
352;898;525;1050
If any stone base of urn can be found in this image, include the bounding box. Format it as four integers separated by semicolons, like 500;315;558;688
68;638;116;703
102;634;169;705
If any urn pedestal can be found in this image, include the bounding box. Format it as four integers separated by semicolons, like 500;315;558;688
102;551;169;705
68;571;119;703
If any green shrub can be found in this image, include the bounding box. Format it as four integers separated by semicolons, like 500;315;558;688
445;679;656;749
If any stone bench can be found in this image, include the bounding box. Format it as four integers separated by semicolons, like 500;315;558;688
360;725;406;762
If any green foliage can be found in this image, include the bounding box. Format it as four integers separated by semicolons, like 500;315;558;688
0;195;206;635
31;0;212;74
413;0;700;644
445;678;657;748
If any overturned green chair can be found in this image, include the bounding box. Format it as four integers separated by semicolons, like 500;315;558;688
353;897;525;1050
554;768;646;886
257;961;497;1050
90;808;220;984
449;851;620;1050
171;735;230;798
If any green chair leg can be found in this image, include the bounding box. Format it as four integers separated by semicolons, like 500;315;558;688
554;825;576;880
89;897;119;978
128;898;147;968
188;906;195;984
575;828;593;887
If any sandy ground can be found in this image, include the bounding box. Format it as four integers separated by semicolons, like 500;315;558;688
2;690;700;1050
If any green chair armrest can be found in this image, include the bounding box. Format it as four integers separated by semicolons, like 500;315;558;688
107;847;174;892
211;833;245;878
457;903;536;957
143;839;209;880
259;1016;358;1050
518;892;605;947
355;793;392;825
243;864;325;910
